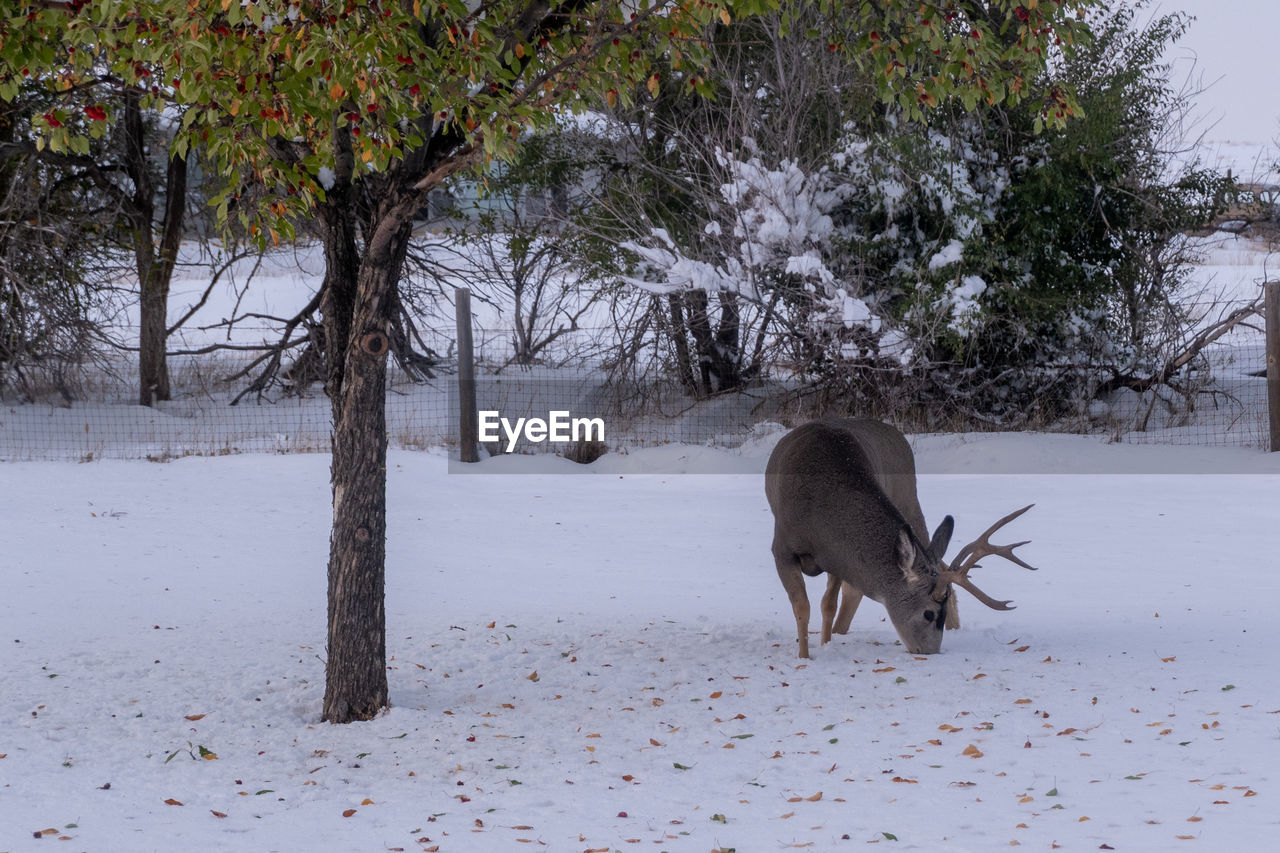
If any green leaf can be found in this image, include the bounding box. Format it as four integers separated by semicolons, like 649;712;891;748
882;832;898;841
673;762;694;771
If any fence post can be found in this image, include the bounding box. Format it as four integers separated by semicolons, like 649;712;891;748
455;286;479;463
1266;280;1280;452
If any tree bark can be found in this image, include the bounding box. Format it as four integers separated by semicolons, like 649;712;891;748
666;293;697;394
124;93;187;407
322;219;401;723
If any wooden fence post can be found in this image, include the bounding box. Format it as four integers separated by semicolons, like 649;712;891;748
455;286;479;463
1266;280;1279;452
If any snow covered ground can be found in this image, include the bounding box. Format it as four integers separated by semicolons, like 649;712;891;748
3;435;1279;852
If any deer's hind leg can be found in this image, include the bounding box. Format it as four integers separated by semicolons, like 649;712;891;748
773;542;812;659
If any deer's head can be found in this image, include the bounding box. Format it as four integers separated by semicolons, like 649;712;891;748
884;516;954;654
888;504;1038;654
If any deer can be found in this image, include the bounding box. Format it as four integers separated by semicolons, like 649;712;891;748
764;418;1036;658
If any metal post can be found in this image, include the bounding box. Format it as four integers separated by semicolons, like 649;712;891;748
1266;280;1280;452
455;286;479;462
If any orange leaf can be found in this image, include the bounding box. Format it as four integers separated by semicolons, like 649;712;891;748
972;673;987;680
501;703;515;709
1019;796;1034;803
873;666;896;673
1176;836;1195;840
361;798;375;805
526;671;539;681
806;791;823;801
962;744;983;758
184;714;206;721
649;738;662;747
1014;699;1032;704
486;621;496;628
585;733;601;738
781;811;796;819
710;691;722;699
621;774;634;781
342;808;357;817
1187;816;1202;822
211;810;227;818
939;724;962;733
36;829;58;837
891;777;917;784
1014;645;1029;652
164;798;184;806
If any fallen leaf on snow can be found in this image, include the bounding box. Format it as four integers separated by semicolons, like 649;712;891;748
164;798;183;806
211;810;227;818
342;809;357;817
184;714;206;721
962;744;983;758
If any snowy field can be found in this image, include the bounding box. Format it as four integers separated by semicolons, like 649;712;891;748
3;434;1280;852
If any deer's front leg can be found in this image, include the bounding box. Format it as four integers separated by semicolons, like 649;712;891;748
832;581;863;635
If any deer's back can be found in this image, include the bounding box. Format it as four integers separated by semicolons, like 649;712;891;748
765;419;928;540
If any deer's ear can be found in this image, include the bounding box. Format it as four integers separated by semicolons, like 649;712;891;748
896;528;919;583
929;515;955;561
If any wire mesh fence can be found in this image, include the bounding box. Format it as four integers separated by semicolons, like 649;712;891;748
1;304;1274;462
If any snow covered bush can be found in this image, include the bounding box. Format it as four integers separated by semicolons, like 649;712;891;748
599;2;1228;424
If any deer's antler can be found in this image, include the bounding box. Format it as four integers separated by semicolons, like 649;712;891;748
934;504;1037;610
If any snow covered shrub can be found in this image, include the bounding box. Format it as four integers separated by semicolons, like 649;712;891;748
552;1;1221;424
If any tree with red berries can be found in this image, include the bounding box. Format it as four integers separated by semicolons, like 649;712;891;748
1;0;1097;723
0;5;196;405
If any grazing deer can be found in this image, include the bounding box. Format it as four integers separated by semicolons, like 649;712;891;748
764;419;1035;658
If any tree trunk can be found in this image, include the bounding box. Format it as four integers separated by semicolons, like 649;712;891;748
684;289;714;395
124;93;187;407
322;234;398;723
667;293;697;393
